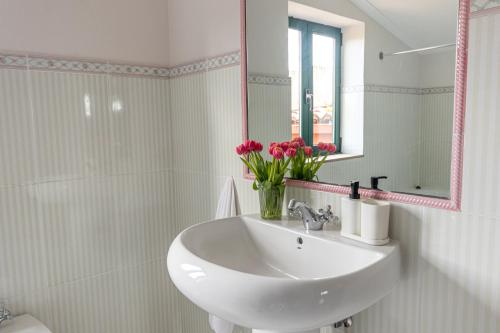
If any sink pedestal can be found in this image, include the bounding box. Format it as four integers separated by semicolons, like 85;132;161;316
252;329;320;333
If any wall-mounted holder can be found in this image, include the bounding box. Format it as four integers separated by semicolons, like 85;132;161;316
341;197;390;246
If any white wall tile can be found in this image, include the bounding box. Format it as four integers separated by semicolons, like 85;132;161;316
419;93;454;190
29;70;112;181
5;289;52;328
111;171;174;265
0;186;47;298
0;68;36;187
117;258;181;333
172;170;216;230
461;13;500;219
206;66;243;178
319;92;422;193
417;210;500;333
46;268;124;333
170;72;210;174
45;258;180;333
247;82;291;147
108;76;171;175
36;177;119;285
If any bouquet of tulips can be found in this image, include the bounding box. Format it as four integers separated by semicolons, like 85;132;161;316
235;139;297;218
235;138;336;219
287;138;337;181
235;139;296;190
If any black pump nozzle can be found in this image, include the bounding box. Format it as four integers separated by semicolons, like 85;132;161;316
350;181;360;199
371;176;388;190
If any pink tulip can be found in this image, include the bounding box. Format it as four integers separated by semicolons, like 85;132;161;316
317;142;327;151
244;140;256;152
268;142;278;155
280;141;290;151
235;144;248;155
285;147;297;157
271;146;284;160
255;142;263;152
304;146;313;157
327;143;336;153
292;137;305;147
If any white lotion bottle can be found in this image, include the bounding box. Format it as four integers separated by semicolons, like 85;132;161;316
341;181;361;236
360;199;390;242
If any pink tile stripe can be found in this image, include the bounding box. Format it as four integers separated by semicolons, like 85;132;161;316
240;0;471;211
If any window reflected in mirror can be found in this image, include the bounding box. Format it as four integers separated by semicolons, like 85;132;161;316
246;0;459;199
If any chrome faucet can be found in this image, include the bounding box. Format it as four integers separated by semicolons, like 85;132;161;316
288;199;339;231
0;303;12;325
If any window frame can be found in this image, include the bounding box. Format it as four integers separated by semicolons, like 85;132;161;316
289;17;342;152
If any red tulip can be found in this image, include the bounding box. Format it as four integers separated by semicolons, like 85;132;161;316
268;142;278;155
255;142;263;152
285;147;297;157
304;146;313;157
292;137;305;147
235;144;248;155
271;146;284;160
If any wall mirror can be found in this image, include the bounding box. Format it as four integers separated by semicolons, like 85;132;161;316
241;0;470;210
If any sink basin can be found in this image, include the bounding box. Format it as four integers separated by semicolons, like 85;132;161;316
167;215;401;332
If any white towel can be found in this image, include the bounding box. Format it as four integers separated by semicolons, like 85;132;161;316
209;177;240;333
215;177;241;219
209;315;235;333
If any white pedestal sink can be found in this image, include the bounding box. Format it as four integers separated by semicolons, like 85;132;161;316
167;215;401;333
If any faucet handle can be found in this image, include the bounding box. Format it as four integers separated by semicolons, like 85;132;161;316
319;204;332;213
318;205;333;219
318;205;340;225
0;300;13;323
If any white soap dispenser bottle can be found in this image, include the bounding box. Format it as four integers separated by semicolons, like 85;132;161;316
341;181;361;237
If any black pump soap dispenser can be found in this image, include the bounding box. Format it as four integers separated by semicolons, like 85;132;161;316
371;176;388;190
341;181;361;237
350;181;360;199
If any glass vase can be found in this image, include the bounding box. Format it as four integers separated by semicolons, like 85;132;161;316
258;184;285;219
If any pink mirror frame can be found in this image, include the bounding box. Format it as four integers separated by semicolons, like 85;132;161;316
240;0;471;211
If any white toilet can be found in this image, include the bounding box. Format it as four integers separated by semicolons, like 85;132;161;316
0;315;52;333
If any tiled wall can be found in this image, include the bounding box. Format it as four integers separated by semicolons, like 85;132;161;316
419;92;454;191
0;63;177;332
247;74;291;146
318;89;454;196
319;91;422;192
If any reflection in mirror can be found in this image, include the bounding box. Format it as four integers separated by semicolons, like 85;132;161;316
246;0;459;199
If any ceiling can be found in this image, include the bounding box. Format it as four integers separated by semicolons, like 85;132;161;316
349;0;459;49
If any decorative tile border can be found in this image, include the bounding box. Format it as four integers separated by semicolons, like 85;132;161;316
364;84;421;94
0;54;27;68
169;51;240;78
106;63;170;77
420;86;455;94
206;52;241;71
0;51;241;79
27;56;108;74
342;84;454;95
248;73;292;86
471;0;500;11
